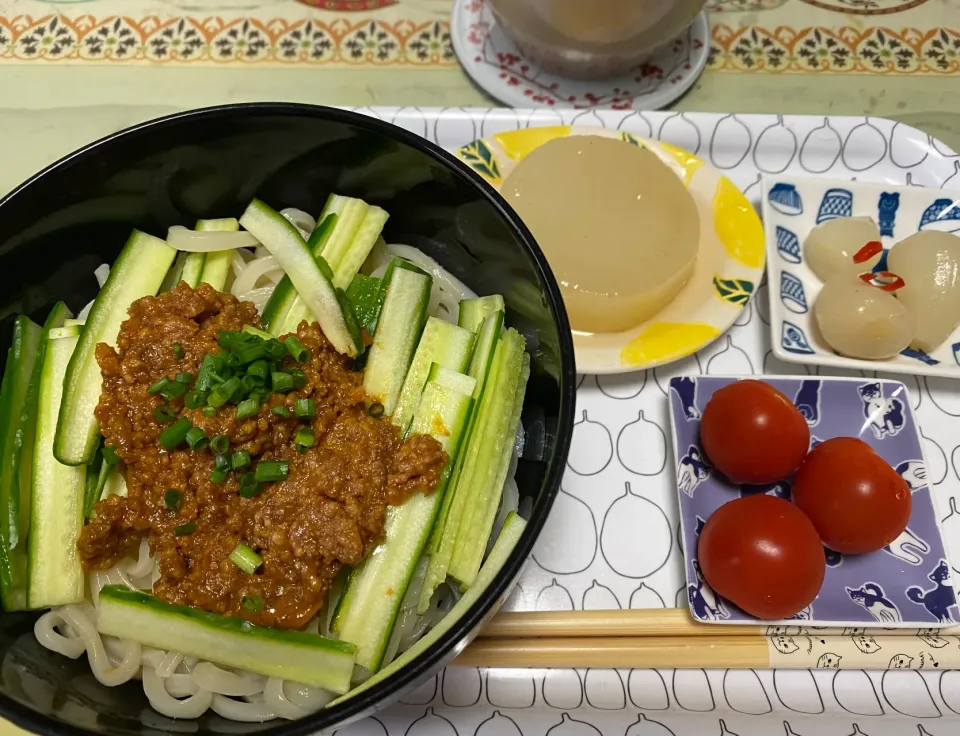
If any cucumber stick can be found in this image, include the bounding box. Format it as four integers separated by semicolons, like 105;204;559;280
196;217;237;291
362;268;432;416
332;206;388;290
55;231;177;465
312;195;366;266
240;200;360;356
419;312;504;612
97;585;356;693
329;512;526;705
390;318;474;433
262;213;336;334
427;364;477;398
28;329;87;608
332;381;473;673
0;315;43;610
458;295;505;333
162;251;206;291
449;329;526;587
346;274;385;335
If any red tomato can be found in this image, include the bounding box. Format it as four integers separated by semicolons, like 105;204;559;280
699;380;810;485
792;437;911;554
698;495;825;620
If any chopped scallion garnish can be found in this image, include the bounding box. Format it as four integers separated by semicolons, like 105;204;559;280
290;369;307;390
368;402;385;418
154;405;177;424
238;472;262;498
294;426;315;451
102;445;119;466
173;521;197;536
242;594;264;613
231;450;251;470
236;398;259;421
229;542;262;575
185;427;208;450
295;398;315;420
210;434;230;454
173;342;184;359
254;461;289;483
284;336;309;363
175;372;194;384
202;406;217;418
159;418;193;449
209;468;227;484
164;488;183;511
271;405;292;417
147;377;170;395
271;372;294;393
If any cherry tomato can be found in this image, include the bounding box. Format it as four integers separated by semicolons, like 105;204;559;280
792;437;911;554
699;380;810;485
698;495;825;620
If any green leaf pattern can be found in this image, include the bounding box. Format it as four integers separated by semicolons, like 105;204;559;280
713;275;754;306
620;132;645;148
457;140;502;183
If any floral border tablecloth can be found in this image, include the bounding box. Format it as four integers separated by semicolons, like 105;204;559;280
0;0;958;72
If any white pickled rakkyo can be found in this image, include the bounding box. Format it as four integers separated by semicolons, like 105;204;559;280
804;216;882;283
888;231;960;353
814;273;912;360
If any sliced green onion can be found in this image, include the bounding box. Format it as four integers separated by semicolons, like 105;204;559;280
246;359;269;382
147;377;170;395
102;445;120;466
271;405;292;418
184;390;206;409
185;427;208;450
173;342;185;359
164;489;183;511
231;450;251;470
209;377;242;408
238;472;263;498
210;434;229;454
160;418;193;450
254;461;289;483
264;339;287;362
242;325;273;341
284;336;309;363
229;542;262;575
173;521;197;536
159;381;188;401
225;351;242;369
241;595;264;613
290;369;307;390
209;468;227;484
368;402;385;418
271;372;294;393
218;329;245;349
242;375;264;395
202;406;217;418
154;405;177;424
295;398;315;420
235;344;266;366
236;398;259;421
215;454;231;471
175;372;194;384
294;426;315;451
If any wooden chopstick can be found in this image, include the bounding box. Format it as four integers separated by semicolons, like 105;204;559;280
456;632;960;670
481;608;960;639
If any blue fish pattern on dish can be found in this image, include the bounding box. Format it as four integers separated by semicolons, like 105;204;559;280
877;192;900;237
768;183;803;216
781;321;814;354
817;188;853;223
905;560;957;623
825;548;844;569
900;347;939;365
739;479;790;500
776;225;801;264
884;526;930;566
779;272;808;314
918;197;960;233
793;379;821;426
858;381;905;439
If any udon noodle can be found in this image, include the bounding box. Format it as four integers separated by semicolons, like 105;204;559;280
34;213;523;722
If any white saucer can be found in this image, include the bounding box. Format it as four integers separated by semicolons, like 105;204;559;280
450;0;710;110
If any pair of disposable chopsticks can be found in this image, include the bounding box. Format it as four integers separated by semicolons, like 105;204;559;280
451;608;960;670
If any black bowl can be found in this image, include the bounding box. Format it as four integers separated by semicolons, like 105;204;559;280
0;103;575;736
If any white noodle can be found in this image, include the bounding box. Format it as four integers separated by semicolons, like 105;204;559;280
142;667;213;720
263;678;309;721
94;264;111;288
211;695;276;722
167;226;260;252
165;674;201;698
280;208;316;239
236;286;276;314
231;255;283;297
191;663;265;697
125;537;154;579
155;652;183;679
386;244;476;324
34;611;85;659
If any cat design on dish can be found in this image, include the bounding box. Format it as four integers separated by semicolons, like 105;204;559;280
671;377;700;421
878;192;900;238
688;559;729;622
858;382;905;440
677;445;710;497
906;560;958;623
846;582;902;624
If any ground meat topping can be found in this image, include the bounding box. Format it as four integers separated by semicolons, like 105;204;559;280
79;282;447;629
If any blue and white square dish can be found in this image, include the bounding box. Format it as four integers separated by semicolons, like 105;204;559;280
668;375;957;627
762;175;960;378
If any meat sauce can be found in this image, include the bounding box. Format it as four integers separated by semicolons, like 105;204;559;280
78;283;447;629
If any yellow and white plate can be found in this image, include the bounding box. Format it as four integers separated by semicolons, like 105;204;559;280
454;126;766;375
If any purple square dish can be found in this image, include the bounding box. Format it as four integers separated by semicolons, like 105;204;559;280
668;375;957;627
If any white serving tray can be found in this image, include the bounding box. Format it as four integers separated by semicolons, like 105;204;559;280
334;107;960;735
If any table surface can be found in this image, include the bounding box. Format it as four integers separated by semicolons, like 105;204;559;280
3;1;960;734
